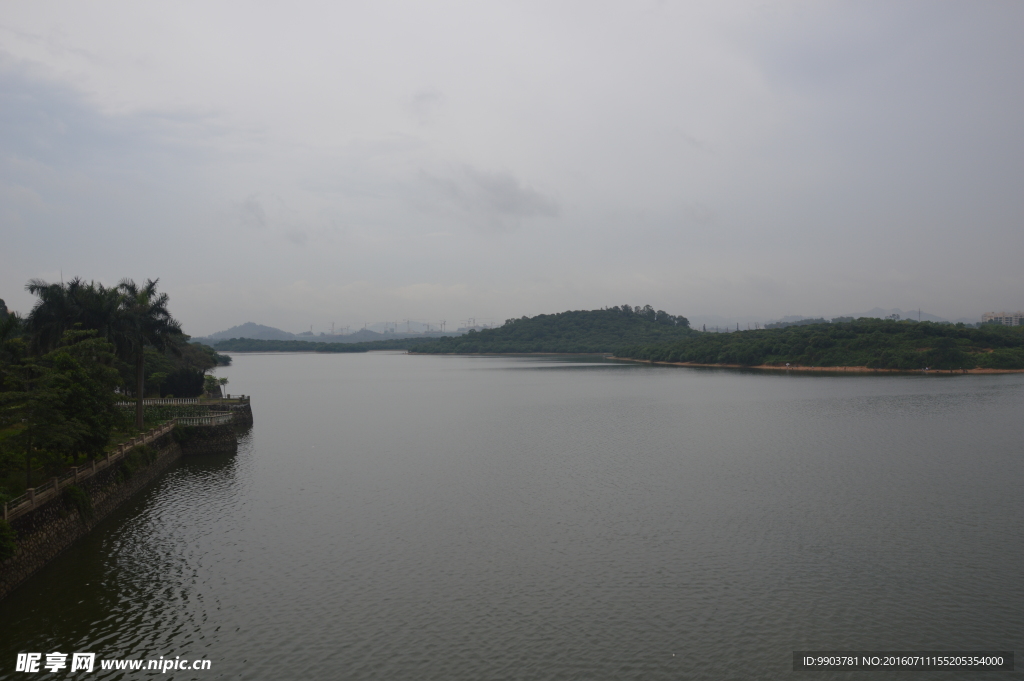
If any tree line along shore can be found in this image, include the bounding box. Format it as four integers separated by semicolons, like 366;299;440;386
617;318;1024;371
209;306;1024;372
1;278;229;558
213;306;693;355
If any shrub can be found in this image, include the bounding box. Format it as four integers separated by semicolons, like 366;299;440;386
0;519;16;560
171;424;194;443
118;444;157;481
976;348;1024;370
63;484;93;521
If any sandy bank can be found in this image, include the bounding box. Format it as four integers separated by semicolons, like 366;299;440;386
607;357;1024;375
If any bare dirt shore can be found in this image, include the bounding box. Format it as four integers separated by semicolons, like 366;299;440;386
407;352;611;356
607;357;1024;375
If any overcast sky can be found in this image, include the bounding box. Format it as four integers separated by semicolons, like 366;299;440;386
2;1;1023;334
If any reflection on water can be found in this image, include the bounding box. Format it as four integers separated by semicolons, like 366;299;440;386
1;353;1022;680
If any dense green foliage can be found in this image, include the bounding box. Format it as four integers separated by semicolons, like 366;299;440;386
618;319;1024;370
413;306;691;354
1;331;127;484
764;316;854;329
211;337;434;352
117;444;158;482
1;276;219;499
0;518;16;560
142;343;228;398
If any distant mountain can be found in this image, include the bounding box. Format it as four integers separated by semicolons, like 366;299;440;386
199;322;299;341
341;329;385;342
194;322;461;345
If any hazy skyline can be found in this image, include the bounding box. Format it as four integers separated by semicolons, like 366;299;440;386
3;1;1023;336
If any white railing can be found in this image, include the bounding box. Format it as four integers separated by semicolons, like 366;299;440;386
3;410;235;523
115;397;198;406
3;419;177;523
115;395;248;407
176;412;233;426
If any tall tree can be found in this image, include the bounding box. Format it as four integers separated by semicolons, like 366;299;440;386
24;279;78;354
1;355;80;486
24;278;124;354
117;279;182;428
0;331;124;484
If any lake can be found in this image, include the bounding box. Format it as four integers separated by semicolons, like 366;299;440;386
2;352;1022;679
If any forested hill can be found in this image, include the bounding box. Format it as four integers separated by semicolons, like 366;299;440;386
412;306;692;354
617;319;1024;370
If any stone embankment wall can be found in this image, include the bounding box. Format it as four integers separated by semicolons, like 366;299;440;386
174;423;240;456
229;403;254;428
0;423;239;601
188;402;253;429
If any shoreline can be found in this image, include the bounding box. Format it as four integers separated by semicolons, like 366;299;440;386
607;357;1024;374
407;351;613;356
1;410;251;602
222;350;1024;373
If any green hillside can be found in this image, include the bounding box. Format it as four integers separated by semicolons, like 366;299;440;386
412;306;692;354
617;319;1024;370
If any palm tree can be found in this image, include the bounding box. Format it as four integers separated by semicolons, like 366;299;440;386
24;278;124;354
74;281;125;347
118;279;183;429
0;310;21;345
24;277;184;428
24;279;78;354
0;311;25;389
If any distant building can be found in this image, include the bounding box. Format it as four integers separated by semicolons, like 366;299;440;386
982;311;1024;326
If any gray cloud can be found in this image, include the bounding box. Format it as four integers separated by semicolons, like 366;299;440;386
0;53;213;172
407;89;445;126
417;166;559;230
679;202;716;227
238;194;267;229
2;2;1024;333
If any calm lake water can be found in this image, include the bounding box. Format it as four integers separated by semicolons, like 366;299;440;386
2;353;1022;680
